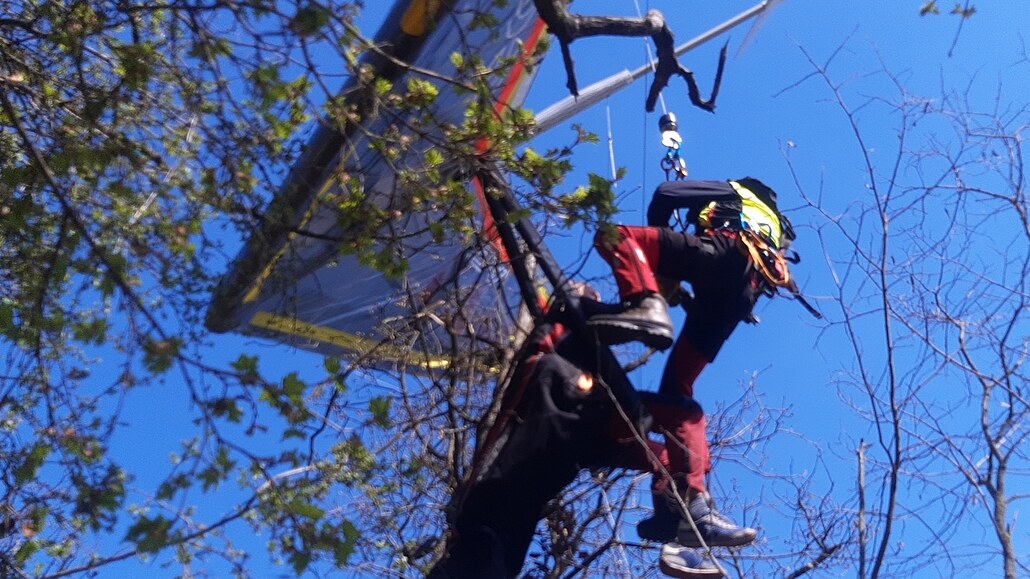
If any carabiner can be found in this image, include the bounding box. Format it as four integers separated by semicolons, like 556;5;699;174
658;113;688;180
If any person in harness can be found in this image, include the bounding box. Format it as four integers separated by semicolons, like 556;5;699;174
586;176;814;554
429;298;727;578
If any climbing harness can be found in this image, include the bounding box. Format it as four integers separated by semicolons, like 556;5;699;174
739;229;791;288
734;202;823;320
658;113;689;181
737;227;817;317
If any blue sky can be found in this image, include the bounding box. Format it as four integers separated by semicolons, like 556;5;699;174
93;1;1030;577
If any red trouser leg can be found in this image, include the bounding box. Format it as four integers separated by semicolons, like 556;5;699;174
664;337;708;398
609;390;710;495
659;338;711;493
594;225;662;300
649;397;709;495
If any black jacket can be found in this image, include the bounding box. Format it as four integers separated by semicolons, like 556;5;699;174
647;177;781;231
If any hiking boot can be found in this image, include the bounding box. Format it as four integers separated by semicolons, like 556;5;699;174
579;296;625;319
676;493;757;548
637;487;679;543
586;293;673;351
658;543;725;578
637;513;678;543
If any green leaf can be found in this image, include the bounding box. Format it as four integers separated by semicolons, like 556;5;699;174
428;222;445;243
374;78;393;96
289;550;312;574
208;397;243;423
113;42;157;89
199;466;222;491
950;3;976;17
156;474;191;501
232;354;259;377
333;520;360;566
142;338;181;374
368;396;392;428
424;148;444;168
0;302;18;341
72;316;108;345
283;372;306;403
290;4;331;36
124;515;173;553
14;443;50;485
14;540;40;565
287;498;325;520
405;78;439;108
324;356;341;375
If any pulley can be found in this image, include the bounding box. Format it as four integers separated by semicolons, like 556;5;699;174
658;112;688;180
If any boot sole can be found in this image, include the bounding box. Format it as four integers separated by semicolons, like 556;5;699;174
658;548;725;579
676;529;757;548
586;318;674;351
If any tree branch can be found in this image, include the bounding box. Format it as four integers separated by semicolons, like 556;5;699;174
532;0;725;112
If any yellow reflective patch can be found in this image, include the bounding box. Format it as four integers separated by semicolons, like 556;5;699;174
730;181;782;247
401;0;443;36
698;201;718;230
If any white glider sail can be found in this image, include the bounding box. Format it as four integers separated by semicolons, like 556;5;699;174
206;0;547;370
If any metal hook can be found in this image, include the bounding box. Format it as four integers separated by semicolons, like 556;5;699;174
658;113;688;180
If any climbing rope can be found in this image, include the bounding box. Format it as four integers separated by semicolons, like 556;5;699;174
738;228;791;289
738;228;823;319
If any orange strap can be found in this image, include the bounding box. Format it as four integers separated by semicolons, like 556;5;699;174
738;229;792;288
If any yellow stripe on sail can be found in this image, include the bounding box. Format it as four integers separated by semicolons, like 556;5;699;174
242;173;341;304
250;311;457;371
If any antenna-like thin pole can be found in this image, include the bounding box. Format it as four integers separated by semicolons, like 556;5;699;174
605;103;618;184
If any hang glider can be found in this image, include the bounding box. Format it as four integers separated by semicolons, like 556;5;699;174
206;0;547;370
205;0;780;371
